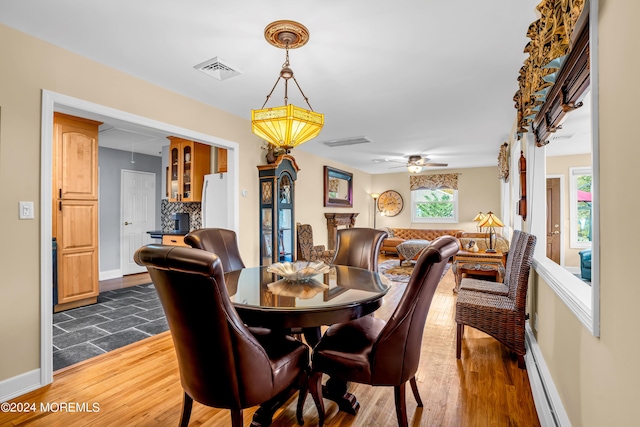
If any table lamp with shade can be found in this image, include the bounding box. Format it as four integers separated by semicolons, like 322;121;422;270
472;212;486;232
478;211;504;253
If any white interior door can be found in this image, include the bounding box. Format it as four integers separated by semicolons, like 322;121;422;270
121;170;155;275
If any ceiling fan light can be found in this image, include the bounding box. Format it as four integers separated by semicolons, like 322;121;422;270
407;165;423;173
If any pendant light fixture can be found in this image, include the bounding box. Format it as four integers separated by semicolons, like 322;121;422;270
251;20;324;153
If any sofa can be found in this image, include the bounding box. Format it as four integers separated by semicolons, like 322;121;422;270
380;228;464;255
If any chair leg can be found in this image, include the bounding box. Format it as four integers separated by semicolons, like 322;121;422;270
409;376;423;407
309;371;326;427
393;383;409;427
179;392;193;427
456;323;464;359
230;409;243;427
296;369;309;425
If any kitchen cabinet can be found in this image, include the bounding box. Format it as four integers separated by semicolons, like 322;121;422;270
257;155;299;266
53;113;101;312
216;147;228;173
167;137;211;202
162;234;189;247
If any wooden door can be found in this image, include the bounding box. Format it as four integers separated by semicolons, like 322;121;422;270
546;178;561;263
121;170;156;275
53;113;101;310
54;114;99;200
57;200;99;303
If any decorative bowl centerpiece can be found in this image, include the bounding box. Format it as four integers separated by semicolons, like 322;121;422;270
267;260;331;283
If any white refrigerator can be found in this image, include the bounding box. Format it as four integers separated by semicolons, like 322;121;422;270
201;173;231;229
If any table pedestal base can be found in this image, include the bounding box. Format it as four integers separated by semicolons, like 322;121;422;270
323;378;360;415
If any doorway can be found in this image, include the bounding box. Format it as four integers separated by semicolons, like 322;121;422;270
121;170;156;276
546;177;561;264
39;90;240;387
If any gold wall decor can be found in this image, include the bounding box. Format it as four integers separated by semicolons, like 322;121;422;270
513;0;586;139
498;142;509;182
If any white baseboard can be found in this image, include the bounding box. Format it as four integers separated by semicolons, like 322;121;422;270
525;323;572;427
0;369;42;403
99;269;122;281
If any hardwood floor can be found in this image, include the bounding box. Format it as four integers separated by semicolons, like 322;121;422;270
99;272;151;292
1;265;540;426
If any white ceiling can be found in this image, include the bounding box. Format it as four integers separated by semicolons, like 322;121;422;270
0;0;589;174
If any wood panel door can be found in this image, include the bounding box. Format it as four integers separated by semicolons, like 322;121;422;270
57;200;99;303
53;113;101;310
546;178;561;264
54;113;99;200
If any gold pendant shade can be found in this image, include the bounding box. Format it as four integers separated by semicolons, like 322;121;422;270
252;104;324;151
251;20;324;152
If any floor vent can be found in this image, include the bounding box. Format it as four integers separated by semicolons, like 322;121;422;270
321;136;372;147
194;57;242;81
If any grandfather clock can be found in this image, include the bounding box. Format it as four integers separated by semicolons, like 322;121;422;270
257;155;300;266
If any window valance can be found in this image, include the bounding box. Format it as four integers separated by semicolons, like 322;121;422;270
409;173;460;191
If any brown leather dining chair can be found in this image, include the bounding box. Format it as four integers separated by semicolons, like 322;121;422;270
134;244;309;427
309;235;460;427
331;227;388;272
184;228;245;272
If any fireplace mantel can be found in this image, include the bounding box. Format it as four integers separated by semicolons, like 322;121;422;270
325;213;359;250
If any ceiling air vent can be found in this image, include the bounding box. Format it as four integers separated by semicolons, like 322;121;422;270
194;57;241;81
321;136;372;148
550;134;574;141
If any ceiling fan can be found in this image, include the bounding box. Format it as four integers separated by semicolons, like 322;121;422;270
386;154;448;173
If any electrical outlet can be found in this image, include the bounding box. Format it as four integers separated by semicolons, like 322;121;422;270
19;201;34;219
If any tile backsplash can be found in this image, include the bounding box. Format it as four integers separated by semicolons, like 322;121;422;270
161;200;202;232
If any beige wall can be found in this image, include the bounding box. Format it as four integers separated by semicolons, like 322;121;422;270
372;167;501;232
546;153;592;267
0;23;369;382
531;1;640;425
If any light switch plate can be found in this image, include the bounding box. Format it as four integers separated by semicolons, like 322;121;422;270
19;201;34;219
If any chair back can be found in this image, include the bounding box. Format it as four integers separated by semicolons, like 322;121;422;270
331;228;388;272
296;223;315;260
184;228;245;272
371;235;459;385
505;231;536;306
134;244;276;410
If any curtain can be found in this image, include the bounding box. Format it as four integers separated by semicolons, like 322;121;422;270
409;173;460;190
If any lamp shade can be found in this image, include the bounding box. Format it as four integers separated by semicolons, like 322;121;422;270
472;212;486;222
407;165;423;174
252;104;324;151
478;211;505;228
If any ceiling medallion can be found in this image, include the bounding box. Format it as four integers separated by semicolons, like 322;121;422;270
263;20;310;49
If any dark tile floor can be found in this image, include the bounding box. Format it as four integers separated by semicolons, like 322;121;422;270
52;283;168;371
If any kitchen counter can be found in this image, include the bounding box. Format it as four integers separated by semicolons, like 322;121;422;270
147;230;189;239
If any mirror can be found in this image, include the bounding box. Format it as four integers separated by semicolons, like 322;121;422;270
324;166;353;207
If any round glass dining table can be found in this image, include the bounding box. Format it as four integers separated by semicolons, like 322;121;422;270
224;264;390;345
224;264;390;418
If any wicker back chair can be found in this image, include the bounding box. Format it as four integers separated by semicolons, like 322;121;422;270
455;230;536;369
458;230;526;296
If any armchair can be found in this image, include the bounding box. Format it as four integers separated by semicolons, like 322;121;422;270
296;223;335;264
579;249;592;281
